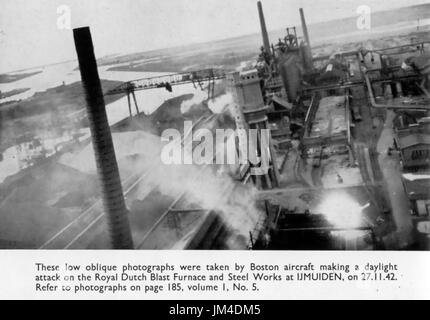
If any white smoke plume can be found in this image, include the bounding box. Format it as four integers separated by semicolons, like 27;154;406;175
54;78;260;249
60;111;262;249
180;89;208;114
208;92;234;114
131;131;262;249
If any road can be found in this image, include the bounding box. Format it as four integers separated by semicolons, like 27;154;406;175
376;110;414;248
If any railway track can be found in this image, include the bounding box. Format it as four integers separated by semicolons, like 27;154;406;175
39;169;153;249
355;143;372;185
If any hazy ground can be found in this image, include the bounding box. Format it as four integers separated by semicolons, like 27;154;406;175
0;88;30;99
0;80;124;154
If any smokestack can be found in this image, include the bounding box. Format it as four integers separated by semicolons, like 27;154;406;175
73;27;134;249
257;1;271;54
299;8;311;48
299;8;313;70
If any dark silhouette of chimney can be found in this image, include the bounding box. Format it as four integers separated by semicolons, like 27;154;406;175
73;27;134;249
299;8;311;48
257;1;271;54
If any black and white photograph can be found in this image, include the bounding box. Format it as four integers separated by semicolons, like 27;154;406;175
0;0;429;252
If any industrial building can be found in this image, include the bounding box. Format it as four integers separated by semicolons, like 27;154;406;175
395;124;430;170
402;174;430;216
396;133;430;169
302;95;352;164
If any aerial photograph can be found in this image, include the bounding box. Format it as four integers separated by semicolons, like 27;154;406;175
0;0;429;250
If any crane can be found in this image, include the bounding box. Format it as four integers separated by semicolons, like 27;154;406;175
105;68;227;118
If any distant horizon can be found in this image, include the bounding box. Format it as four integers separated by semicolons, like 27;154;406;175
1;0;429;74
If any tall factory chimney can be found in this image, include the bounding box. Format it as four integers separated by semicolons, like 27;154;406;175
299;8;311;48
299;8;313;71
257;1;271;54
73;27;134;249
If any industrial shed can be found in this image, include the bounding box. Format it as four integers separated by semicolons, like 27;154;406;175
395;133;430;170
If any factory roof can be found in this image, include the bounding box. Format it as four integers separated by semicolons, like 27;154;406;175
241;69;258;76
397;133;430;149
309;95;347;138
402;174;430;200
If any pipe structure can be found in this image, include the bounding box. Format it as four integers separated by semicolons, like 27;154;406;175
368;41;430;53
358;52;430;110
257;1;271;54
364;71;430;110
299;8;311;47
73;27;134;249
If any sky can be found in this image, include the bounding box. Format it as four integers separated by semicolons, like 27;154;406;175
0;0;428;73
